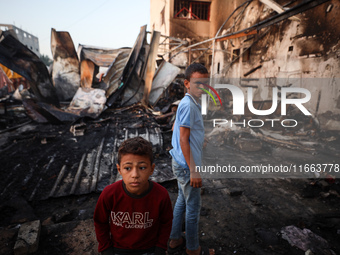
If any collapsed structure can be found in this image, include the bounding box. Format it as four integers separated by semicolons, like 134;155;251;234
0;24;184;201
0;0;339;199
0;25;181;122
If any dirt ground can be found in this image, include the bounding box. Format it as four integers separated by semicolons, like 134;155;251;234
2;178;340;255
0;110;340;255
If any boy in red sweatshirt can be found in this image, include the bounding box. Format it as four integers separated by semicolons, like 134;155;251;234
94;137;173;255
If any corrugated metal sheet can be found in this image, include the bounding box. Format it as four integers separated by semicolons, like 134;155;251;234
29;126;170;201
51;28;80;102
106;25;148;107
78;45;131;68
149;61;181;106
104;51;130;98
0;104;175;201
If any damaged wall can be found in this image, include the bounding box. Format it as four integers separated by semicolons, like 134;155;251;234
151;0;212;67
169;19;210;39
150;0;171;59
210;0;340;131
150;0;170;38
150;0;340;131
151;0;211;38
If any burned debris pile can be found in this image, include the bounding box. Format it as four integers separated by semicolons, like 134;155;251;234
205;93;340;158
0;25;181;124
0;24;187;254
0;25;186;204
0;104;174;201
1;23;340;199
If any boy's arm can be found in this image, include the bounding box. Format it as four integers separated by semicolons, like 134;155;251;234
93;191;113;253
155;192;173;254
180;126;202;188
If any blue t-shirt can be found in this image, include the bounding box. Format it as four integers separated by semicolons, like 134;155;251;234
170;93;204;169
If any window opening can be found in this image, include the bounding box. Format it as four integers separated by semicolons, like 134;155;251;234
242;48;251;62
232;49;240;62
174;0;210;21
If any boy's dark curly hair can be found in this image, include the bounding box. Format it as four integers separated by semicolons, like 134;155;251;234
118;137;154;164
184;63;208;80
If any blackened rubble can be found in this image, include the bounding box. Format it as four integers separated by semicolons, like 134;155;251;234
0;103;174;201
0;31;59;107
0;23;182;251
1;122;340;254
0;25;182;124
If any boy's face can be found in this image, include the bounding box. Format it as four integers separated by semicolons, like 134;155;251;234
184;71;209;100
117;154;155;196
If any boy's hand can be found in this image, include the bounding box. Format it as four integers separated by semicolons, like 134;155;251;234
190;171;202;188
203;137;209;148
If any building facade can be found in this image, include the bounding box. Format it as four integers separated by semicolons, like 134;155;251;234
0;24;40;56
150;0;340;131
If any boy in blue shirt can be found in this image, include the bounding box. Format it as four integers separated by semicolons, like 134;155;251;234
168;63;214;255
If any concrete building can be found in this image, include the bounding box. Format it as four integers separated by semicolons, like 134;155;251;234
150;0;212;67
0;24;40;56
150;0;340;131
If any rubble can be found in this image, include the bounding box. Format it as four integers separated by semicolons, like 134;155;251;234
14;220;41;255
234;137;263;152
70;123;86;137
148;61;181;106
0;66;12;98
281;225;336;255
0;31;59;106
65;87;106;119
0;104;175;202
1;25;183;126
250;128;317;152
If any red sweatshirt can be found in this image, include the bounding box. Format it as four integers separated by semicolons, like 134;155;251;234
93;180;173;253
